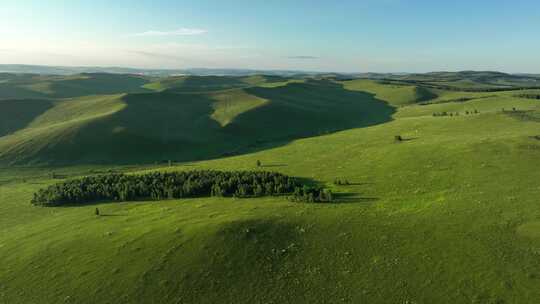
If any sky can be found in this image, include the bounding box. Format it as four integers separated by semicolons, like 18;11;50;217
1;0;540;73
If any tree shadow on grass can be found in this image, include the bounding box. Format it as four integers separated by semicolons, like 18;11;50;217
332;192;379;204
260;164;288;168
335;182;375;186
398;137;419;142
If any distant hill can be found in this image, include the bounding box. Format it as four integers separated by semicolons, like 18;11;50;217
0;73;151;99
0;64;327;77
370;71;540;91
0;78;394;165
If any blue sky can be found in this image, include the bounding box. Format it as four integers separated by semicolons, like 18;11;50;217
1;0;539;72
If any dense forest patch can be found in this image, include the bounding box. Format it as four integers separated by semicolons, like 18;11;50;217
31;170;333;206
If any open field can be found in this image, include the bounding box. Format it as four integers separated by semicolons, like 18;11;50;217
1;72;540;303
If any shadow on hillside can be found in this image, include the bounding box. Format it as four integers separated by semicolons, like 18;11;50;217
163;75;289;93
0;79;396;166
164;75;249;93
260;164;288;168
400;137;419;142
223;80;395;143
0;99;55;137
47;73;152;98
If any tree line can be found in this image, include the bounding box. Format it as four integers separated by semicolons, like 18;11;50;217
433;109;479;117
516;94;540;100
31;170;334;206
379;79;540;92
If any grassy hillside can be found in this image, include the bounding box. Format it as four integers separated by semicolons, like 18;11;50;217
342;79;437;106
0;80;393;165
143;75;293;92
0;73;150;99
1;74;540;303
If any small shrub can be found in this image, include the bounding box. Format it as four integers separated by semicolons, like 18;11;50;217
395;135;403;142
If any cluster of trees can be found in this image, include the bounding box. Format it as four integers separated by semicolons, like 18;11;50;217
289;186;333;203
517;94;540;100
433;109;479;117
431;86;540;93
31;170;303;206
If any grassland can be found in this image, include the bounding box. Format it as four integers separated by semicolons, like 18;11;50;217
1;73;540;303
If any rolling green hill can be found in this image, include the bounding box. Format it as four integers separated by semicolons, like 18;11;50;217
0;73;150;99
0;80;394;165
1;73;540;303
142;74;295;92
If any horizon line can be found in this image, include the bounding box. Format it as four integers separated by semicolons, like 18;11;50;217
0;63;538;76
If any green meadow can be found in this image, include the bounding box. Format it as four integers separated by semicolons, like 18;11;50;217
1;72;540;303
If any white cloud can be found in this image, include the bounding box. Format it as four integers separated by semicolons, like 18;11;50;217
287;56;320;60
130;28;208;37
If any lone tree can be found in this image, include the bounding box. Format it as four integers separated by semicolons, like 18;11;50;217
95;208;100;216
256;160;262;167
395;135;403;142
